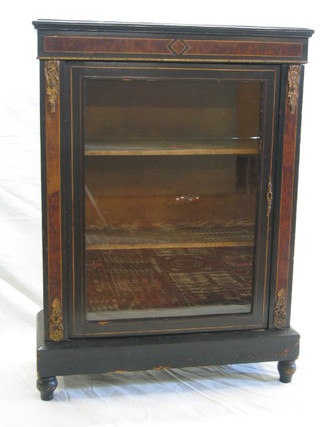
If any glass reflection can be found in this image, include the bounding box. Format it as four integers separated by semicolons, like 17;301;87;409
83;78;261;320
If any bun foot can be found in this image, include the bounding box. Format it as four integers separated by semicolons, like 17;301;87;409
278;360;296;383
37;376;58;400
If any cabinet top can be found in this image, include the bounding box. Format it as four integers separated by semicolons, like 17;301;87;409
33;19;314;37
33;19;314;64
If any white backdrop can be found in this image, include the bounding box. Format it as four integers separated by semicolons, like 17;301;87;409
0;1;319;426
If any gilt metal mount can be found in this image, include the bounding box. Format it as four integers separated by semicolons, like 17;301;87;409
49;297;64;341
45;60;60;115
273;288;287;329
288;65;301;114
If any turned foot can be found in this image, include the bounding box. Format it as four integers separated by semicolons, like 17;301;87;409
37;376;58;400
278;360;296;383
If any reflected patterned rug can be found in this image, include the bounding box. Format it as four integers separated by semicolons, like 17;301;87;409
86;247;254;312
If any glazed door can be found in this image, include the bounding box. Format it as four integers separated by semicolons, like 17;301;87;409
69;63;279;337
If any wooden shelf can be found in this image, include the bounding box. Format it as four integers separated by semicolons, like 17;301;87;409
85;223;255;250
85;138;260;156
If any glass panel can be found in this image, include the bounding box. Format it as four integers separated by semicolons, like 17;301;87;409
84;77;261;321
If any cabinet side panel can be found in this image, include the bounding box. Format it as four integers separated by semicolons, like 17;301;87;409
43;60;64;341
270;65;304;329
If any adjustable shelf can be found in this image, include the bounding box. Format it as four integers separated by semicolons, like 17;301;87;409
85;138;260;157
85;223;255;250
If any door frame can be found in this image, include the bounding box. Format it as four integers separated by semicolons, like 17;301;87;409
66;62;280;337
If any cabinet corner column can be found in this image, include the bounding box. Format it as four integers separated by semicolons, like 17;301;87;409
271;64;303;330
42;59;64;342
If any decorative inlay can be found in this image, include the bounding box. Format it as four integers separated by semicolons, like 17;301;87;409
267;176;273;217
167;39;190;55
49;297;64;341
287;65;301;114
273;288;287;329
45;60;59;115
42;35;305;63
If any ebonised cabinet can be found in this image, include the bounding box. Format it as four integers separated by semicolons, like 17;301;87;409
33;20;313;400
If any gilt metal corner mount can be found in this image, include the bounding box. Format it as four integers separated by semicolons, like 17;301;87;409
288;65;301;114
45;60;60;115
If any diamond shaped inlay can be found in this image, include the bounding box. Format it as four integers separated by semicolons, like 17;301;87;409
167;39;189;56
